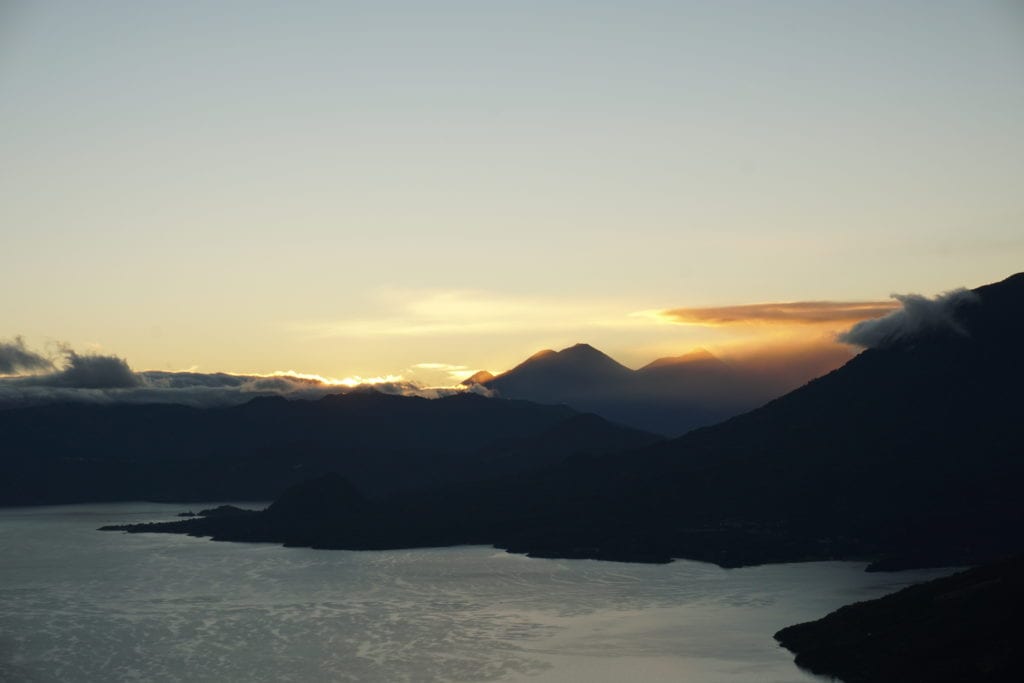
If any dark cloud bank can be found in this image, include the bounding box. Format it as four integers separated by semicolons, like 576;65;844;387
0;341;475;409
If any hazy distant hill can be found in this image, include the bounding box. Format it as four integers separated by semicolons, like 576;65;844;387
114;273;1024;570
478;343;792;436
485;344;633;398
0;391;660;505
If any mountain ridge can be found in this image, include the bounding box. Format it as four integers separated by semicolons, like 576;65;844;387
476;341;810;436
0;390;661;506
106;272;1024;570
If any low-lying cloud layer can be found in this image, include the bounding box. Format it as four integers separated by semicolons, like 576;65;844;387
0;341;479;409
654;300;899;326
838;288;980;349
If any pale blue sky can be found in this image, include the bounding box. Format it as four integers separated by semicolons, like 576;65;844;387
2;1;1022;380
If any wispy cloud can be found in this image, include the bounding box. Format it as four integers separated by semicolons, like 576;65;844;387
295;290;647;338
411;362;475;382
643;300;899;327
0;336;54;374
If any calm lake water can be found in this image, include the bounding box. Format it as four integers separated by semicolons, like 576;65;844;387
0;503;953;682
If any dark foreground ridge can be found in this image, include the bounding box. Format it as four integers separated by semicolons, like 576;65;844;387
775;555;1024;683
0;392;659;506
105;273;1024;569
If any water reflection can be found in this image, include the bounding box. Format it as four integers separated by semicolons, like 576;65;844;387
0;504;952;682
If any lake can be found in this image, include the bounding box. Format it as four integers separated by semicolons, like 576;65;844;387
0;503;952;682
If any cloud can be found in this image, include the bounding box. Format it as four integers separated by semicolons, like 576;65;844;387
649;301;899;327
411;362;477;382
11;347;142;389
412;363;465;371
0;336;53;374
53;351;142;388
838;288;979;349
296;290;648;339
0;339;474;409
460;382;496;398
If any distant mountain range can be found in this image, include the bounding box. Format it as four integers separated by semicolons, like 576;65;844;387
110;272;1024;570
467;342;838;436
0;391;658;505
487;271;1024;567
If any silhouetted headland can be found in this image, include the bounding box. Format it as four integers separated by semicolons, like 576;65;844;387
775;555;1024;683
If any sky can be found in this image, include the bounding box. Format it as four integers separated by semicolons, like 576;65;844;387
2;0;1023;385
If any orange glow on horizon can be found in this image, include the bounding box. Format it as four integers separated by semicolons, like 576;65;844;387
640;300;900;328
251;370;406;388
